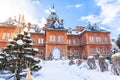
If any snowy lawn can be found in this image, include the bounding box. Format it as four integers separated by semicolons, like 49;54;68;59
32;60;120;80
1;60;120;80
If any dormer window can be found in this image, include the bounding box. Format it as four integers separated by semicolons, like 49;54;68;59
54;21;59;28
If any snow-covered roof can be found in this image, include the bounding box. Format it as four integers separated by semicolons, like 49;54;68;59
29;29;45;34
86;23;110;33
67;28;86;36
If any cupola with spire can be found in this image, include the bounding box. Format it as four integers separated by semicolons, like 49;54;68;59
46;5;66;30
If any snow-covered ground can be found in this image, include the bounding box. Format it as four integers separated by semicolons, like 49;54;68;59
1;60;120;80
32;60;120;80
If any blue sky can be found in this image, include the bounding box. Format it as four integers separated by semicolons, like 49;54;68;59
0;0;120;39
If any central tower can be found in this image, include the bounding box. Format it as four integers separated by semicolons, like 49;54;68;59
45;6;68;59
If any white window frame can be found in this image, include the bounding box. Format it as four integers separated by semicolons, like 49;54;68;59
50;35;52;41
38;38;44;44
103;37;108;43
74;50;79;55
89;36;94;43
74;39;78;45
68;39;71;44
2;33;10;40
90;48;95;55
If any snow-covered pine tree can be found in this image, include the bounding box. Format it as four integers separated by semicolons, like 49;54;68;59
0;53;8;71
3;27;42;80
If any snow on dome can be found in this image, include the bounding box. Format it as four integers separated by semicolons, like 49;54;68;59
33;48;39;51
23;27;28;32
88;56;94;59
16;39;23;45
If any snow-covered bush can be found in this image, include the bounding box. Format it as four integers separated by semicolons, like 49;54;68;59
87;56;96;69
111;53;120;76
98;56;108;72
69;58;75;65
76;59;82;66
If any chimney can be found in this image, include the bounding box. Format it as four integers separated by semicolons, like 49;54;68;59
76;26;79;33
47;19;52;24
61;19;64;25
28;22;31;31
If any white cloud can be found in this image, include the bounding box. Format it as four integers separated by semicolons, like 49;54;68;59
0;0;44;28
80;15;101;23
45;9;51;14
32;0;40;5
75;4;82;8
39;17;47;27
79;0;120;38
66;4;82;8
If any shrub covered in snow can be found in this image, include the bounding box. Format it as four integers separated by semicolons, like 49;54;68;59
87;56;96;69
98;56;108;72
111;53;120;76
69;58;75;65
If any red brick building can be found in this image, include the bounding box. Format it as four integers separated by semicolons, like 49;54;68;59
0;9;111;59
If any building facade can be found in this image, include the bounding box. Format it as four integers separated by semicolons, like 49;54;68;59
0;9;111;59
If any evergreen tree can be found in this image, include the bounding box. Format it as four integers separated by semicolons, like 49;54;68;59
116;35;120;49
2;27;42;80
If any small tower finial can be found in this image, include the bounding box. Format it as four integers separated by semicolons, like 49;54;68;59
52;4;54;9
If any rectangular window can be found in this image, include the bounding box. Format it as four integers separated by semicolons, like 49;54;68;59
103;37;108;43
104;48;108;54
50;35;52;41
58;36;64;42
38;38;44;44
53;35;56;41
58;36;61;42
97;48;102;55
2;33;6;40
68;39;71;44
74;50;79;55
96;37;101;43
74;39;78;45
39;50;43;56
90;48;94;55
50;35;56;42
89;36;94;43
90;48;96;55
61;36;64;42
2;33;10;40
